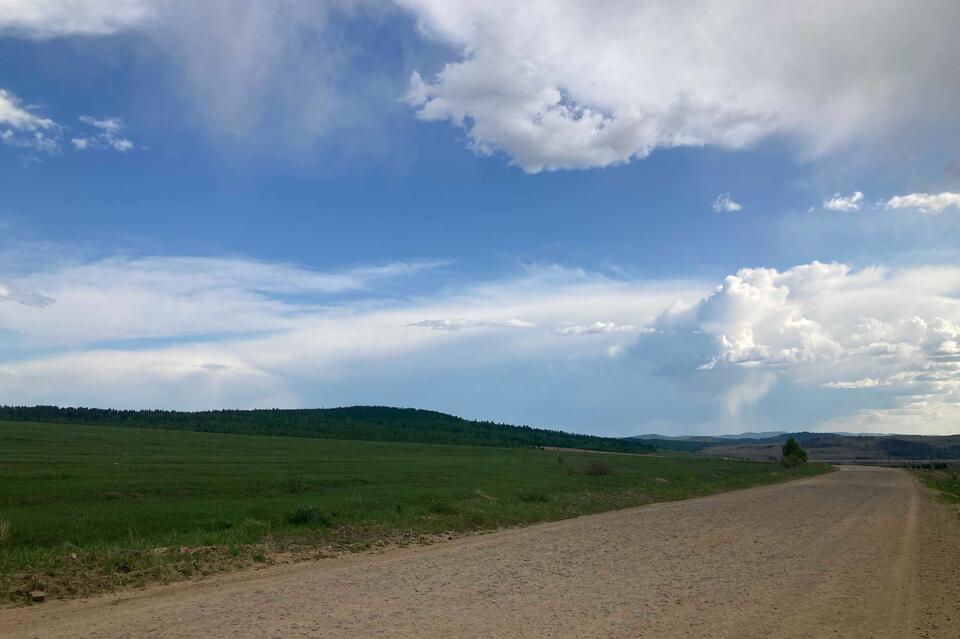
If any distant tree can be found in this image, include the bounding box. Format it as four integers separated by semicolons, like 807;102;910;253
584;459;614;476
781;437;808;468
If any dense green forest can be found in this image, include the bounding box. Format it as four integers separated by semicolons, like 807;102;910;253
0;405;654;454
878;437;960;460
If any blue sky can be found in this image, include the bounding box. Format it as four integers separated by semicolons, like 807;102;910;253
2;1;960;435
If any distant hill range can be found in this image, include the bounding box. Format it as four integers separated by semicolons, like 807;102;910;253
635;431;790;442
0;405;654;455
630;431;960;462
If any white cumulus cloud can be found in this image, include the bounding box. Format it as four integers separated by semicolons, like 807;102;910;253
885;192;960;214
399;0;960;171
823;191;864;212
637;261;960;431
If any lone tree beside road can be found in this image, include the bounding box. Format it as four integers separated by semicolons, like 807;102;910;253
781;437;808;468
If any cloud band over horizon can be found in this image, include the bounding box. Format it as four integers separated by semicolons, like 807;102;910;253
2;253;959;436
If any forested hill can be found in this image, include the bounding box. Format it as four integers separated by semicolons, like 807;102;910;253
0;405;654;454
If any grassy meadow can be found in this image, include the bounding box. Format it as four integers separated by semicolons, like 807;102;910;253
0;420;828;603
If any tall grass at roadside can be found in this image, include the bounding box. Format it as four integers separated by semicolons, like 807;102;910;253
916;468;960;503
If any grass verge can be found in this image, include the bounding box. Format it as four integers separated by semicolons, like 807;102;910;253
0;420;829;604
915;468;960;503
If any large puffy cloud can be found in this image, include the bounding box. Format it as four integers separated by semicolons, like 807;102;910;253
7;2;959;167
400;0;960;171
639;262;960;432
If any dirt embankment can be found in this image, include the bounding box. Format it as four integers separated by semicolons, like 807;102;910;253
2;467;957;638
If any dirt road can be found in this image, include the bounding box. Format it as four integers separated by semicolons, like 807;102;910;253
3;467;957;638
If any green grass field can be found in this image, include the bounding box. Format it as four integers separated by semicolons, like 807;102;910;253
0;420;828;603
916;468;960;503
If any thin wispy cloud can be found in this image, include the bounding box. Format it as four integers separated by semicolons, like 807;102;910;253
0;0;155;38
0;253;701;422
556;322;642;336
0;282;55;307
0;87;136;159
408;318;536;331
822;378;881;390
0;255;447;348
712;194;742;213
0;88;59;155
72;116;135;152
